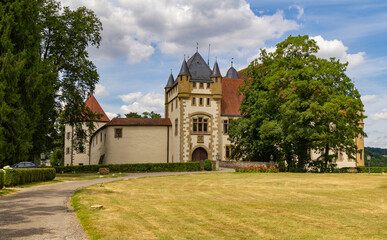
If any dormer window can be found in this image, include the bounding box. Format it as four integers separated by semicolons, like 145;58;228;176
207;83;210;88
200;83;203;88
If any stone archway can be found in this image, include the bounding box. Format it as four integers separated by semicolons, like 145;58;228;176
192;147;208;162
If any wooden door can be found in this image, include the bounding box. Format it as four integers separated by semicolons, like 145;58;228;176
192;147;208;161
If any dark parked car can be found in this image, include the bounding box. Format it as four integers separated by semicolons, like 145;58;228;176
11;162;39;168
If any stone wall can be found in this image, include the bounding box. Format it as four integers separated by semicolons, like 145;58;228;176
218;160;275;168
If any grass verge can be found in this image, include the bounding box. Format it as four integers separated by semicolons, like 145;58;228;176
72;173;387;240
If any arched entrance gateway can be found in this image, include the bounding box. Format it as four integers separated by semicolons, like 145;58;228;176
192;147;208;162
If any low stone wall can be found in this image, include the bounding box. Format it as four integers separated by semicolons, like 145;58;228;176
218;160;275;169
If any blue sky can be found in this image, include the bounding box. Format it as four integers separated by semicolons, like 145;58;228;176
61;0;387;147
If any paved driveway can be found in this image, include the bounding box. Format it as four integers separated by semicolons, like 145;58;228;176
0;169;233;240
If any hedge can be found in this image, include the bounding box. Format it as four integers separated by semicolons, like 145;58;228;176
0;170;4;189
336;167;387;173
4;168;56;187
53;162;202;173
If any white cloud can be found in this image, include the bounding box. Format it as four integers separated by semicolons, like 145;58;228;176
119;92;164;115
289;5;304;20
311;35;366;69
371;108;387;120
105;112;118;120
60;0;298;63
361;95;380;104
94;84;109;98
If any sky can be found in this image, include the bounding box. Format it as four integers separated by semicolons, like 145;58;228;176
60;0;387;148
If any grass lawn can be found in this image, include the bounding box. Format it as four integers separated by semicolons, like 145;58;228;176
0;173;128;197
72;173;387;240
55;173;128;181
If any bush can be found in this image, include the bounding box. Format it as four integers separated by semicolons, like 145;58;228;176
50;148;63;166
204;160;212;171
334;167;387;173
0;170;4;189
53;162;202;173
4;168;56;187
288;167;307;173
235;165;279;173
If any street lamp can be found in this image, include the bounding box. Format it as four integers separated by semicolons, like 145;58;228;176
367;155;371;175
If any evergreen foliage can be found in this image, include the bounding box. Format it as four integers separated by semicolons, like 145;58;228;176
0;0;102;166
53;162;201;173
3;168;56;187
229;35;365;172
124;111;162;118
364;147;387;167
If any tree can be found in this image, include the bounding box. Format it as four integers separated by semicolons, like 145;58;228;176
142;111;162;118
124;111;162;118
229;35;365;171
0;0;102;167
125;112;142;118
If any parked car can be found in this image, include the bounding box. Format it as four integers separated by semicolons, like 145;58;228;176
11;162;39;168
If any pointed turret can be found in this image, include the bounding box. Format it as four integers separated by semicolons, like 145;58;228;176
165;72;174;89
178;59;191;76
226;60;239;79
210;60;221;77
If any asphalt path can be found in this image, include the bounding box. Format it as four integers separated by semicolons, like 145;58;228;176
0;169;233;240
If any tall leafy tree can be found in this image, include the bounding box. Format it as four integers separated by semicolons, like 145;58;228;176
0;0;102;166
229;35;365;171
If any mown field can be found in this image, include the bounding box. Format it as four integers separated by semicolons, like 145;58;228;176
72;173;387;240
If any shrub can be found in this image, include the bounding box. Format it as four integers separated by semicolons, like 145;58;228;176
4;168;56;187
53;162;202;173
235;165;279;173
288;167;307;173
0;170;4;189
204;160;212;171
335;167;387;173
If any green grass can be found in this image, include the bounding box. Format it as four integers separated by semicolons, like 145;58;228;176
0;188;16;197
55;173;128;181
72;173;387;240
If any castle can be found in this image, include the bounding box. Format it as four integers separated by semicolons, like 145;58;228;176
64;51;364;168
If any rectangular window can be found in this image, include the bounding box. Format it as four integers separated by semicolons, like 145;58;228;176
200;83;203;88
360;149;363;160
215;77;218;83
193;117;208;133
207;98;210;106
171;103;173;111
224;120;229;134
67;132;71;140
199;98;203;106
193;82;196;87
66;147;70;155
79;163;84;166
175;119;178;136
359;133;362;139
207;83;210;88
175;100;178;108
100;132;102;142
226;146;231;159
115;128;122;138
192;97;196;105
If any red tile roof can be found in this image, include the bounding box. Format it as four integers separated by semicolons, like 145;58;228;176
84;95;110;122
107;118;172;126
221;78;244;115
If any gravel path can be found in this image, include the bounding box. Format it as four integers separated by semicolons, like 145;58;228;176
0;169;234;240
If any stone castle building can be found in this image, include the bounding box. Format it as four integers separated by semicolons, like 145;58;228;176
64;51;364;168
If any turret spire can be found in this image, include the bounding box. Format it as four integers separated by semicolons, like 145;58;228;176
178;58;191;76
211;57;221;78
165;72;175;88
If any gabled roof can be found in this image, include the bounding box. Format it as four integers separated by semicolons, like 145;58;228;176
107;118;172;126
186;52;212;82
221;78;244;116
84;95;110;122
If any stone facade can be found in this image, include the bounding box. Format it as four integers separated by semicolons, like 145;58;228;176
64;51;365;168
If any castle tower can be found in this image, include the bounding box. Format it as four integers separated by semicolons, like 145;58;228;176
64;95;109;166
165;52;223;162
